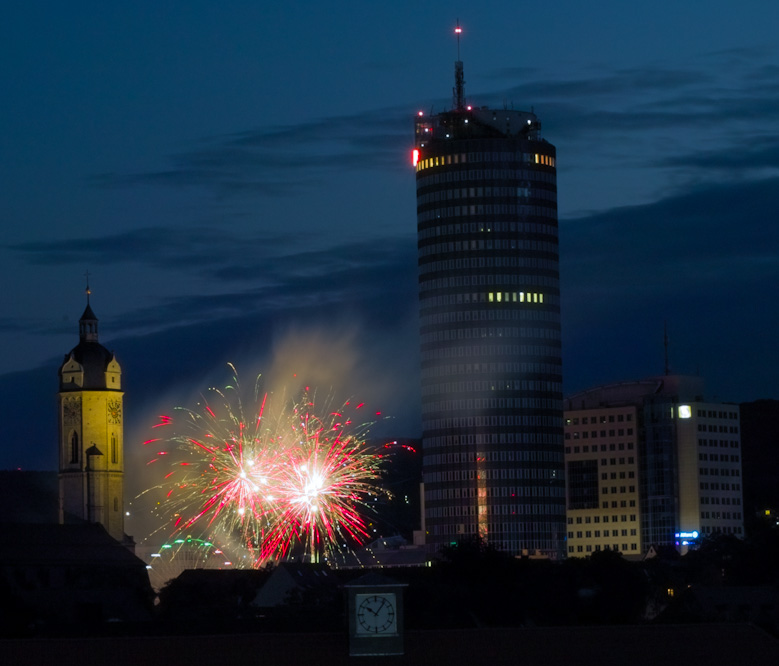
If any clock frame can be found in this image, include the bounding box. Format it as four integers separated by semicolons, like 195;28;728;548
355;592;397;635
345;575;407;657
107;400;122;424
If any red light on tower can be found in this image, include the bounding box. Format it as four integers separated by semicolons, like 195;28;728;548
455;26;462;34
412;148;420;167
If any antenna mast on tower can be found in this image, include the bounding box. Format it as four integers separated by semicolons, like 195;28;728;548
453;21;465;110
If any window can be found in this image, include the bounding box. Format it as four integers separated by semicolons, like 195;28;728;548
69;432;79;464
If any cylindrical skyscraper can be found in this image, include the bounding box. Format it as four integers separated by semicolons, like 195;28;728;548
414;40;565;557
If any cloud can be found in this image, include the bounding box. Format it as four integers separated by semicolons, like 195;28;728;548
560;176;779;399
660;137;779;172
563;177;779;293
491;67;708;102
89;107;412;196
7;229;417;343
7;226;288;270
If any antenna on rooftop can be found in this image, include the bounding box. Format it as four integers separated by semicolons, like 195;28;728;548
453;21;465;110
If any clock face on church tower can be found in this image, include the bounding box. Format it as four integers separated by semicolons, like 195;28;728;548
107;400;122;424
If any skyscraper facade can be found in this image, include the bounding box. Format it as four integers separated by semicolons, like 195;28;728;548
414;51;565;557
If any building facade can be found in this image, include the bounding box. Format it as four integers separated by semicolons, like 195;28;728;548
58;294;126;542
564;376;744;558
414;55;565;557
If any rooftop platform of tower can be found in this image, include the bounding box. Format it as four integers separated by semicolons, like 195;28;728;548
415;106;543;146
563;375;709;410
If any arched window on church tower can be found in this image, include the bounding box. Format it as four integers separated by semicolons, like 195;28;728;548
70;431;79;464
111;434;118;464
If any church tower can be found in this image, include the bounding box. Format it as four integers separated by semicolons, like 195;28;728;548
58;284;126;542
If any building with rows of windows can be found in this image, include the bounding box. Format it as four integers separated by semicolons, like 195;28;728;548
414;52;565;558
563;376;744;559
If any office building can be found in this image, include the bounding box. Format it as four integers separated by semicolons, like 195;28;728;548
564;376;744;558
414;35;565;557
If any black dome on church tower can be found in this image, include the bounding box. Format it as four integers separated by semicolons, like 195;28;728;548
59;301;121;392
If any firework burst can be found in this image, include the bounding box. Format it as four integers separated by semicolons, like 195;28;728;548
143;369;387;567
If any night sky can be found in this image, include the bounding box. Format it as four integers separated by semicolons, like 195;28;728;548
3;2;779;472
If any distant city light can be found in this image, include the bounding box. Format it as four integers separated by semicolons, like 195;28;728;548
418;111;424;116
455;26;462;34
412;149;420;166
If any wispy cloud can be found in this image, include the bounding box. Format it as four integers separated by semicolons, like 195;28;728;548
89;108;411;196
6;229;417;340
563;177;779;285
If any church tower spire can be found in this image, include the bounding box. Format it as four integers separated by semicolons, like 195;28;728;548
79;271;99;342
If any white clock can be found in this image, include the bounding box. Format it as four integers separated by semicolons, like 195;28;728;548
355;592;397;635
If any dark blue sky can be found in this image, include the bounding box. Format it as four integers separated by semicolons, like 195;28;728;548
3;2;779;471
